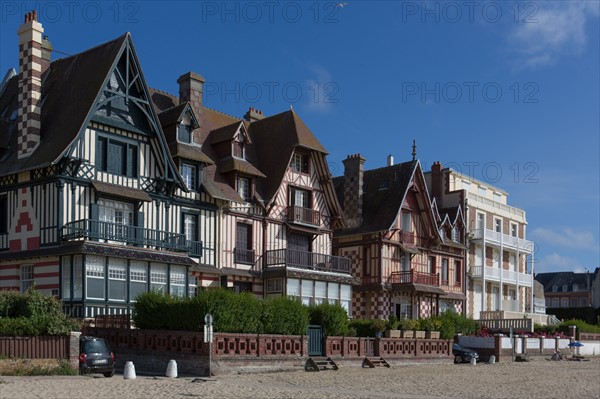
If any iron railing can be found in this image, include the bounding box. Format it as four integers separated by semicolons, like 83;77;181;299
285;206;320;226
235;247;256;264
265;249;351;274
61;219;190;253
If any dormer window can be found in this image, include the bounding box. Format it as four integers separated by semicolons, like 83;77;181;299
233;140;245;159
178;123;192;143
451;226;459;242
290;153;308;174
181;163;197;191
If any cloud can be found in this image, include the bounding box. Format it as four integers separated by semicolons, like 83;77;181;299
531;227;598;251
304;65;337;113
508;1;600;69
536;252;582;273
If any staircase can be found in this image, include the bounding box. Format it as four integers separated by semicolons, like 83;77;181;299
362;357;390;368
305;357;339;372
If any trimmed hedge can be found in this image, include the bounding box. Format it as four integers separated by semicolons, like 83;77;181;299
308;303;349;336
547;308;600;325
134;289;311;335
0;289;80;336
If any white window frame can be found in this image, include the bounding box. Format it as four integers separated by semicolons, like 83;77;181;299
129;261;147;302
150;263;167;293
181;163;197;191
20;264;34;292
237;176;251;202
170;265;186;298
86;255;105;300
108;258;127;302
290;153;308;174
266;278;283;293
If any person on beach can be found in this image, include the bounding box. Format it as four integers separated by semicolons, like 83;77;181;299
551;350;563;361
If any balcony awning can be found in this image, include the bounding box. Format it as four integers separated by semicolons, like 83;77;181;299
399;244;421;255
441;291;467;301
92;181;152;202
392;283;446;295
284;222;320;235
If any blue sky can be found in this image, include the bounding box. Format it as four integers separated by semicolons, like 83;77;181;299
1;1;598;273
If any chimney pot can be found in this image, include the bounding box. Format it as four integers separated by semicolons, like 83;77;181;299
244;107;265;123
387;154;394;167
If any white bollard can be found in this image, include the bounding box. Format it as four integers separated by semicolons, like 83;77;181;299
488;355;496;364
166;360;178;378
470;358;476;366
124;361;137;379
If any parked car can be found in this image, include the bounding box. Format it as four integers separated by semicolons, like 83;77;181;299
452;343;479;364
80;336;115;377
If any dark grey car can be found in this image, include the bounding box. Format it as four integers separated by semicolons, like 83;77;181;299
79;336;115;377
452;343;480;364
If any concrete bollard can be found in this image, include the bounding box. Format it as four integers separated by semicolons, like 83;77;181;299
470;358;476;366
488;355;496;364
124;361;136;379
166;360;178;378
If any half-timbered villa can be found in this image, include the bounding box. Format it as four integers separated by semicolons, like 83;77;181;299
0;13;214;316
333;152;466;320
151;76;354;311
1;13;354;316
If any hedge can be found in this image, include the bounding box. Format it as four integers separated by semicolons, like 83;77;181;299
308;303;349;336
546;307;600;325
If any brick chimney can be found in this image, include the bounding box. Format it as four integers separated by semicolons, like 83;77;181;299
342;154;366;228
244;107;265;123
41;35;52;72
17;10;44;159
431;161;443;202
177;72;204;114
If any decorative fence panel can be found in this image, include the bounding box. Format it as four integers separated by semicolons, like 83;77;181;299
0;335;69;359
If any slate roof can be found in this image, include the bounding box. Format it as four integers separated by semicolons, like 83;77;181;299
0;34;127;176
535;271;595;292
333;160;418;235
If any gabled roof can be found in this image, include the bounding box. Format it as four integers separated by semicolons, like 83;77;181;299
1;34;127;176
158;102;199;129
211;121;246;144
334;160;418;235
251;110;327;204
535;271;593;292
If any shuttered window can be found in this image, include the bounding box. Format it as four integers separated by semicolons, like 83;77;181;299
97;136;138;177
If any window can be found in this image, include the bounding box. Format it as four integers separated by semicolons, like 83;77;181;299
454;260;461;284
108;258;127;301
237;176;251;202
509;254;516;271
97;136;138;177
232;140;245;159
494;218;502;233
181;163;197;190
235;223;254;264
401;212;411;232
328;283;339;305
61;257;71;300
441;258;449;284
170;265;186;297
314;281;326;304
400;255;410;272
379;180;389;190
572;283;578;292
266;278;283;293
0;196;7;234
289;187;311;208
552;285;558;292
86;256;105;300
188;276;198;297
150;263;167;293
130;261;147;301
340;285;351;316
98;199;134;243
493;192;502;202
178;124;192;143
182;213;198;242
233;281;252;294
478;186;487;197
451;226;459;242
560;298;569;308
287;278;300;298
551;297;559;307
301;280;314;306
290;153;308;173
477;213;484;230
562;284;568;292
21;265;34;292
511;223;518;237
429;256;436;274
363;247;371;276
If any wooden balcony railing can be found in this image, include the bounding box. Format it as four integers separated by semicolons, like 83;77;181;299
61;219;193;253
389;270;439;286
265;249;351;274
286;206;320;226
235;247;256;264
399;230;414;245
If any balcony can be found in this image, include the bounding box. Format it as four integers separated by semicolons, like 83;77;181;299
471;228;534;254
388;270;439;286
61;219;194;253
235;247;256;264
265;249;351;274
286;206;320;226
466;192;525;218
469;265;533;287
399;230;414;245
228;202;264;217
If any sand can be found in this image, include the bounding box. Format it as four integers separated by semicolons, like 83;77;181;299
1;357;599;399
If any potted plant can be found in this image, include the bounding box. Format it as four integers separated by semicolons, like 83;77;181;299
422;318;441;339
398;318;414;339
414;319;426;339
384;315;401;338
373;319;387;338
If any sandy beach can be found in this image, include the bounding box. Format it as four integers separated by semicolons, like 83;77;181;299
1;357;599;399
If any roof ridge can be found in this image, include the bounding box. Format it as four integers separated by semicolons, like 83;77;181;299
51;33;128;65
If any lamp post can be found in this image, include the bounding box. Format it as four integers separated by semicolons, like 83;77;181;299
204;314;213;377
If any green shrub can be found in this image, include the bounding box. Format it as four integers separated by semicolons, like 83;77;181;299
0;289;80;336
372;319;387;333
348;319;375;337
558;319;600;334
262;296;309;335
386;315;399;330
308;303;349;337
435;311;479;339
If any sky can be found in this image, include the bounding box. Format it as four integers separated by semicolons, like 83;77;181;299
0;1;598;274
